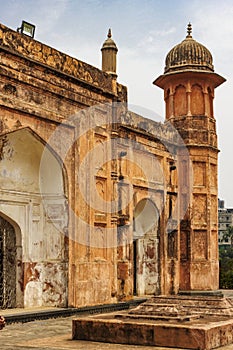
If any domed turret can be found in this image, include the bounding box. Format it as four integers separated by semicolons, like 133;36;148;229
165;23;213;73
101;29;118;76
154;23;225;90
153;24;226;294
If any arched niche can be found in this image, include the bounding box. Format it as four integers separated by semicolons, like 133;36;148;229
174;85;187;116
191;84;204;115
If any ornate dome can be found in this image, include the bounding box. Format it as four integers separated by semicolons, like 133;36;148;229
164;23;214;73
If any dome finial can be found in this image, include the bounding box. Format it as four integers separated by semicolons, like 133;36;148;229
108;28;112;38
186;22;192;38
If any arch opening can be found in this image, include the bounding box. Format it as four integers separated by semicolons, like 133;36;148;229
0;128;69;308
133;198;160;296
0;215;17;308
191;84;204;115
174;85;187;116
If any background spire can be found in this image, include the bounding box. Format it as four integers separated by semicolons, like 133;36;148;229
101;28;118;77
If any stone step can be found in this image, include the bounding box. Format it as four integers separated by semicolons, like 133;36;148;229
115;312;200;322
129;296;233;317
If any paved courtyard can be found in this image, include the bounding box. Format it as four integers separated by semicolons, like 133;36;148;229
1;292;233;350
0;315;233;350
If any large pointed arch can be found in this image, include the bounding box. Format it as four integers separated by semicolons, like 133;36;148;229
0;127;69;308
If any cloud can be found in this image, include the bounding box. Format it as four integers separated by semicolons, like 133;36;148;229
1;0;69;38
135;27;176;57
190;2;233;60
31;0;69;36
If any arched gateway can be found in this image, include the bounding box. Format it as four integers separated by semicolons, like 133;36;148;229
0;128;68;308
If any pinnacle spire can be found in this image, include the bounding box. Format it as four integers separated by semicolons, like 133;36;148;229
101;28;118;76
108;28;112;38
186;22;192;38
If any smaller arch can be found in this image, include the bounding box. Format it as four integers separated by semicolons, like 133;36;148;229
95;138;105;171
174;85;187;116
133;198;160;296
0;211;21;247
191;84;204;115
133;198;159;239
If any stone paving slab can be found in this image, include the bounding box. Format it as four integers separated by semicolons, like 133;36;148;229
0;316;233;350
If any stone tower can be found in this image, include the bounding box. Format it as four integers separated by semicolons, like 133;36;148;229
154;23;225;292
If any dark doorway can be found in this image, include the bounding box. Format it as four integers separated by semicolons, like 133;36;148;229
0;216;16;309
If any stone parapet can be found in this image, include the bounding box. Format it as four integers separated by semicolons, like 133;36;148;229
0;23;117;94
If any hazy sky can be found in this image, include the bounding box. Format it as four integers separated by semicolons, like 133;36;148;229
1;0;233;206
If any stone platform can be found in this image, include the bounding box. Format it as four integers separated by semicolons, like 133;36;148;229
72;295;233;350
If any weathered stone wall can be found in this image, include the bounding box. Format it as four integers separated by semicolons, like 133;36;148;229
0;23;127;308
113;111;181;298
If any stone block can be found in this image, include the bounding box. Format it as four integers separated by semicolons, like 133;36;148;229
72;314;233;350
